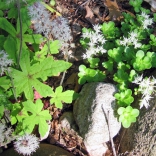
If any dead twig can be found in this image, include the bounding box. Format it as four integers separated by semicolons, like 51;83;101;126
102;105;117;156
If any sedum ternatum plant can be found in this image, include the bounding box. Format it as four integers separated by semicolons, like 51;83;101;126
0;0;76;155
79;1;156;128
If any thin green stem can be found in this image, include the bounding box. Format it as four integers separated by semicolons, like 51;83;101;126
46;39;51;57
41;2;61;16
17;0;23;68
7;68;17;102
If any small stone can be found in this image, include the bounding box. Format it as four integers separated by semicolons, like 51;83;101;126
59;111;78;132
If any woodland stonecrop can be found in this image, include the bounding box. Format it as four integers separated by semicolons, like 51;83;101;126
78;1;156;128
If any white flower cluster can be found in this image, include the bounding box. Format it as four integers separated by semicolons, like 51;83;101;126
28;2;74;58
82;24;107;59
0;123;14;147
133;75;156;109
140;12;153;29
0;50;12;75
28;2;52;38
120;31;142;48
14;134;39;156
51;17;75;57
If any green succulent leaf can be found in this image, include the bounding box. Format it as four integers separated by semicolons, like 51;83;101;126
118;106;140;128
88;58;100;68
149;34;156;46
102;59;114;72
113;69;129;84
131;109;139;117
132;50;152;71
101;21;120;38
108;47;123;62
115;89;134;106
78;65;105;84
117;107;125;115
122;119;131;128
136;50;144;59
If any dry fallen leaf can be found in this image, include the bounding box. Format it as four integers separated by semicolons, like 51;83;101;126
104;0;123;21
85;5;97;24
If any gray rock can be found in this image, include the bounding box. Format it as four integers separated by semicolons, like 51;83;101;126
1;144;74;156
73;82;121;156
144;0;156;11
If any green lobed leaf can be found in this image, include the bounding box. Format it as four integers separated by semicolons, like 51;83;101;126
49;40;60;54
50;86;75;109
23;34;43;44
11;51;71;100
23;99;52;137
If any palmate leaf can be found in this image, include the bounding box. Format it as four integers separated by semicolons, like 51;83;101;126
23;99;52;137
11;50;72;100
50;86;75;108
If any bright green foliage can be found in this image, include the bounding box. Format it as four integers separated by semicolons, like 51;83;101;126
108;47;123;62
0;88;11;119
88;58;100;68
102;59;113;72
34;40;60;62
50;0;56;6
0;18;16;37
0;76;11;90
50;86;75;109
149;34;156;46
10;103;28;125
22;99;51;137
0;16;43;64
113;69;129;84
11;49;71;100
78;65;106;85
115;89;134;106
153;13;156;22
101;21;120;38
132;50;152;71
129;0;143;12
117;106;139;128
